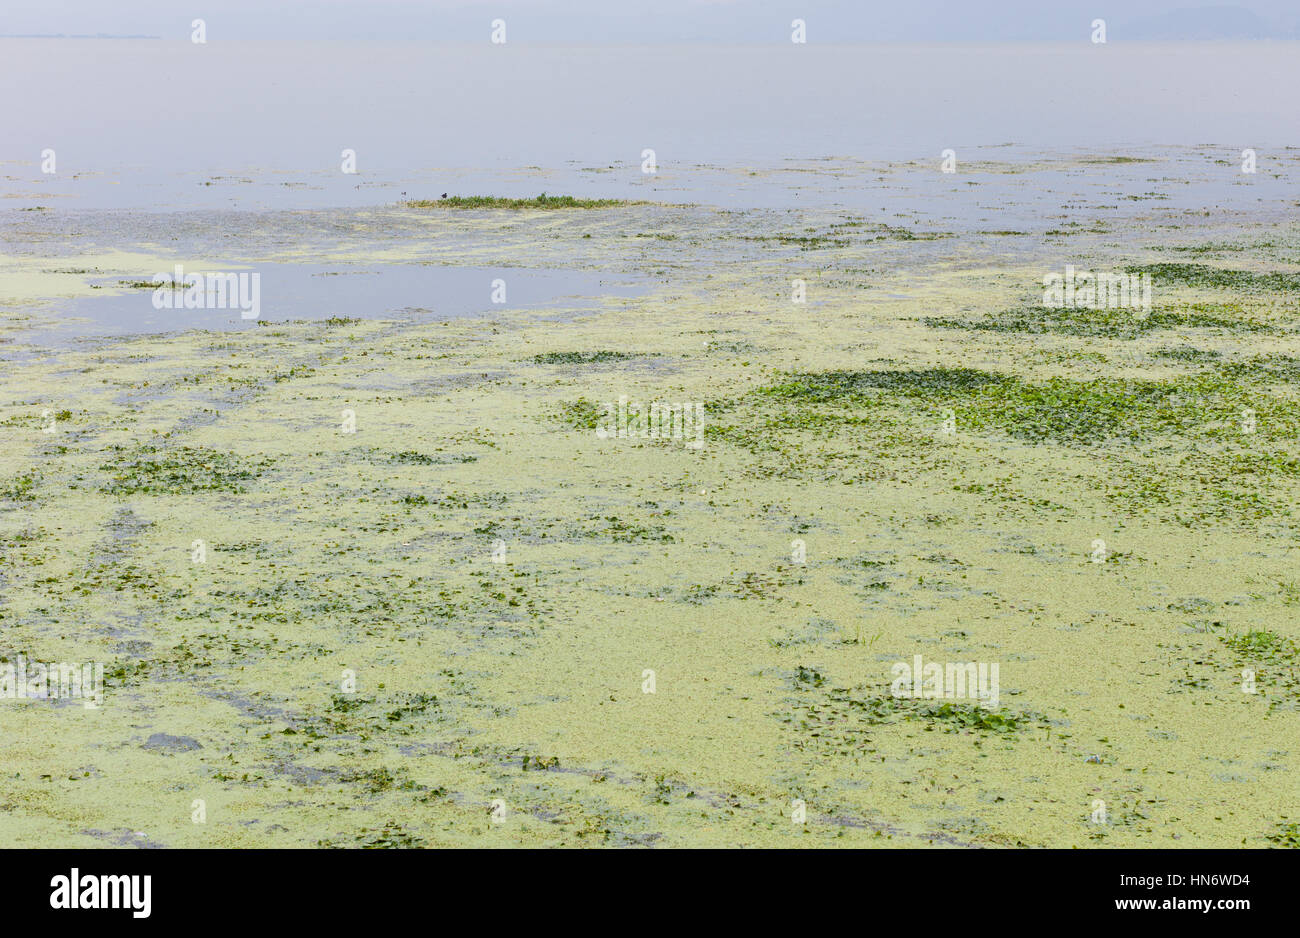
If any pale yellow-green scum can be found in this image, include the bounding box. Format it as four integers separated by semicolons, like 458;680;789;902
1;190;1299;847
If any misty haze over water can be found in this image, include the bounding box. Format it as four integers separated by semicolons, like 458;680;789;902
3;40;1297;214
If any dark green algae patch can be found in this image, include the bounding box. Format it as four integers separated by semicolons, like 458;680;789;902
924;303;1275;339
748;366;1272;447
782;668;1055;763
700;365;1300;528
1123;262;1300;294
98;444;274;496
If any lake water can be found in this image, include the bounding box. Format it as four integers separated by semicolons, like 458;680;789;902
3;40;1297;345
12;264;647;346
3;40;1298;213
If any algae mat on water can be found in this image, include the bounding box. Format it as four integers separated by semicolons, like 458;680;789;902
1;191;1300;848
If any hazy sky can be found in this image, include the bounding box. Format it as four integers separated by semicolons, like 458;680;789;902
7;1;1300;40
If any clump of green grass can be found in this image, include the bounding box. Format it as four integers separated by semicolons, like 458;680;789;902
558;398;604;431
1221;629;1299;664
531;350;643;365
918;701;1027;733
0;471;40;501
793;665;826;687
403;194;643;210
520;754;560;771
1265;821;1300;848
100;445;273;496
326;693;372;717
